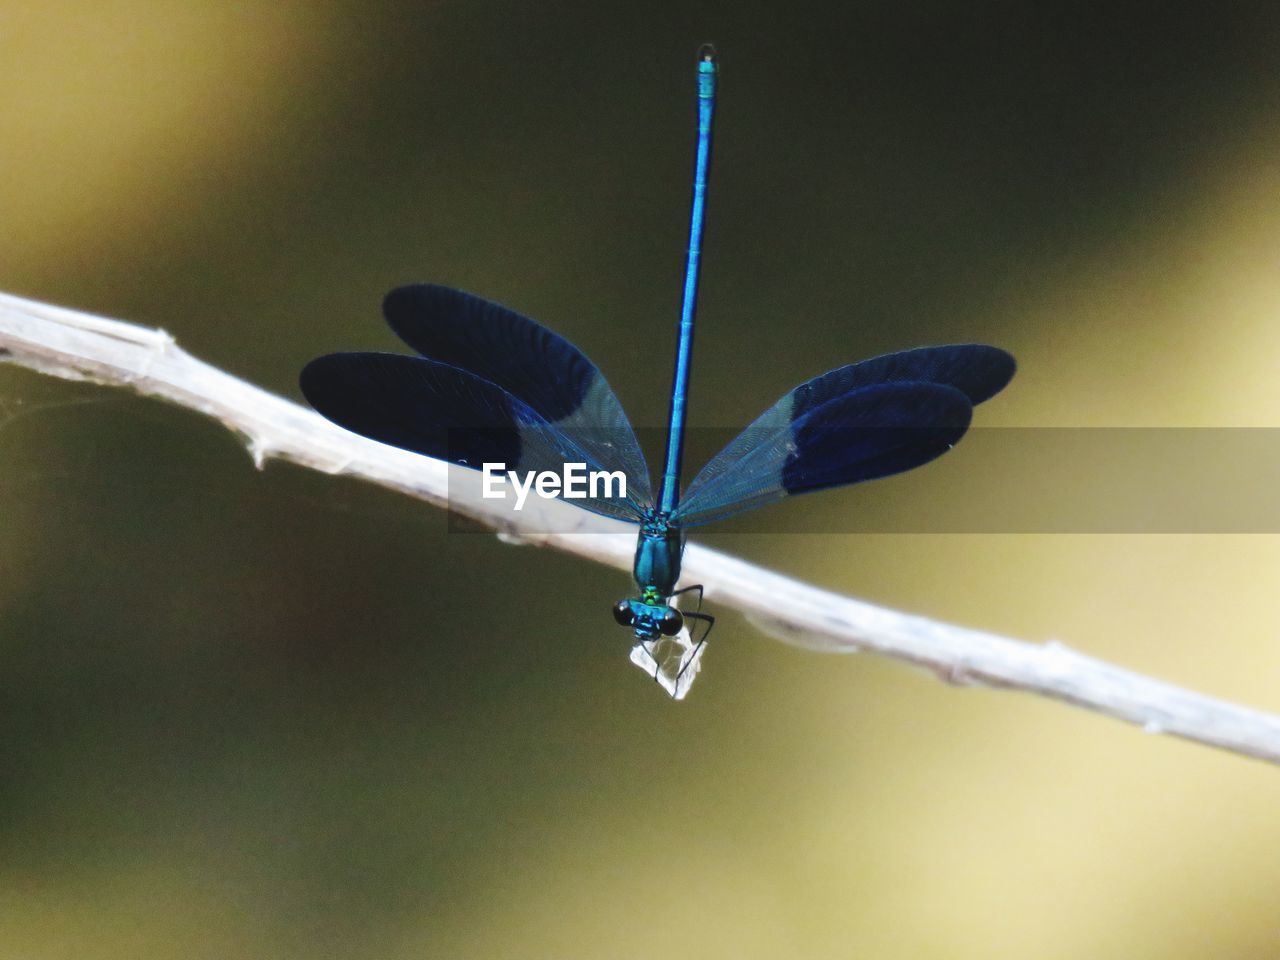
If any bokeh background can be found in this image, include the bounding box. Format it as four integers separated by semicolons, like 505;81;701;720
4;2;1280;957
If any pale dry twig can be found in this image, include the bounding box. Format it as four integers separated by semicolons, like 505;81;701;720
3;289;1279;765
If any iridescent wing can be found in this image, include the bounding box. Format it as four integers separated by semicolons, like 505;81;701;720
381;284;653;510
671;343;1014;527
791;344;1015;409
300;352;650;522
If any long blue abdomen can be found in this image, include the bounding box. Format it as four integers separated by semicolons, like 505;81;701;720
657;46;718;516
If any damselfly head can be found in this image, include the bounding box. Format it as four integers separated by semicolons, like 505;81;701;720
613;598;683;640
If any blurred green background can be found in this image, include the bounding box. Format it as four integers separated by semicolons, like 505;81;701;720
4;2;1280;957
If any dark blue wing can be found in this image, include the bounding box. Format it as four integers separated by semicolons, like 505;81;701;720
381;284;653;510
784;344;1015;414
300;352;649;522
669;344;1013;527
671;382;973;527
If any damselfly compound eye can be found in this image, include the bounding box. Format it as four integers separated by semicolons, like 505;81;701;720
612;600;635;627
